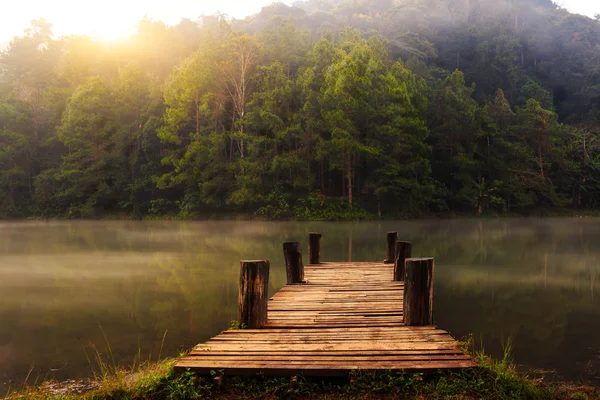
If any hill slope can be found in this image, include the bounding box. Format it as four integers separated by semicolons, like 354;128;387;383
0;0;599;218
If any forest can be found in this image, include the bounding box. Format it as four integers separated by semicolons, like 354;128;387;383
0;0;599;219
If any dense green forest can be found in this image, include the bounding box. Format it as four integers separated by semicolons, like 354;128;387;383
1;0;599;219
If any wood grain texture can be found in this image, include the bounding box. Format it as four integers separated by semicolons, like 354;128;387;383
308;233;322;264
238;260;270;329
403;258;434;326
383;232;398;263
394;241;412;281
283;242;304;284
177;260;472;376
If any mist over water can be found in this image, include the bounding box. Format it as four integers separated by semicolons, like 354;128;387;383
1;219;599;392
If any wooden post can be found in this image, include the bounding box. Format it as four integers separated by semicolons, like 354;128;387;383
403;258;434;326
283;242;304;284
383;231;398;263
309;233;322;264
394;241;412;281
238;260;270;329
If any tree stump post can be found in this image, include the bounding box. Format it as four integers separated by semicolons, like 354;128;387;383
403;258;434;326
383;231;398;263
394;241;412;281
309;233;322;264
283;242;304;284
238;260;270;328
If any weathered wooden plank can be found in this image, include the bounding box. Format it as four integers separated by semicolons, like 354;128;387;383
178;260;472;376
213;335;444;340
194;343;461;352
188;352;466;359
181;355;472;362
175;360;476;374
217;330;446;337
220;326;439;334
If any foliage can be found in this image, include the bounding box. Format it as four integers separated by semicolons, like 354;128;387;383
1;0;600;219
8;350;600;399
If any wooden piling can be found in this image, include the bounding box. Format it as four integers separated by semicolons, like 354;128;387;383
283;242;304;284
238;260;270;329
383;231;398;263
309;233;322;264
393;241;412;281
177;257;475;375
403;258;434;326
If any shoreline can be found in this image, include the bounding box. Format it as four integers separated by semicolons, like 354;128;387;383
8;210;600;222
6;344;600;400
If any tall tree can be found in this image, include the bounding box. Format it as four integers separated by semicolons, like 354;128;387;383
221;34;262;160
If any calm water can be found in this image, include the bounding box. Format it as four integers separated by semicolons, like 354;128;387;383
1;219;599;392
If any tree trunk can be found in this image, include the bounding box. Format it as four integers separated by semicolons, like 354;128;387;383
320;160;325;192
9;180;15;209
537;133;544;179
347;153;353;209
306;130;311;188
95;137;101;180
195;90;200;135
240;125;245;159
230;113;235;161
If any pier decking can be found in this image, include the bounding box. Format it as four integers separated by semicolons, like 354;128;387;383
175;261;474;376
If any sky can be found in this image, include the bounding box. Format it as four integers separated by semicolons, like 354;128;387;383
0;0;292;45
0;0;597;46
557;0;597;18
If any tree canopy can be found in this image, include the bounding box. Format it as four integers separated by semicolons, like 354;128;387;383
1;0;599;219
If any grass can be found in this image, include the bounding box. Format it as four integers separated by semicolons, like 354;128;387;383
5;334;599;400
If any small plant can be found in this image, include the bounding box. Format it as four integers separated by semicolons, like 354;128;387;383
6;335;600;400
228;320;247;330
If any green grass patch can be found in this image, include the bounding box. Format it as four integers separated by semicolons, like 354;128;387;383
6;343;600;400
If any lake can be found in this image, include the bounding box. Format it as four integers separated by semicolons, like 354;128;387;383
0;219;599;393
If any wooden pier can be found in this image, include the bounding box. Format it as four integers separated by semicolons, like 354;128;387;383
175;234;474;376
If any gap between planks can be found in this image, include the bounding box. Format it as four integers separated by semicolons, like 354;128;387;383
176;261;474;376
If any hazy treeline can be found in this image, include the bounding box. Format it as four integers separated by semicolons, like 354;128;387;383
1;0;599;219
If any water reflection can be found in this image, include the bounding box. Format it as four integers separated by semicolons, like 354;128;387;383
0;219;599;392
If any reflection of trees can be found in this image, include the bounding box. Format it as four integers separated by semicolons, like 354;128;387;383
1;219;600;387
421;219;600;382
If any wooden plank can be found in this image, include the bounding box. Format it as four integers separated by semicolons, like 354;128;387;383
214;331;449;338
180;355;472;362
188;350;466;356
194;343;461;352
180;356;472;362
205;337;456;344
177;261;473;376
221;326;439;333
175;360;476;372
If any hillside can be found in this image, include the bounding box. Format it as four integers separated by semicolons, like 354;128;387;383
0;0;599;219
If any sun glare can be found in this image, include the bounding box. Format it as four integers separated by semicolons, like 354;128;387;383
89;24;136;43
61;11;138;43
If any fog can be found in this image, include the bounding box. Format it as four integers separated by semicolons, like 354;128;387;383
1;219;599;393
